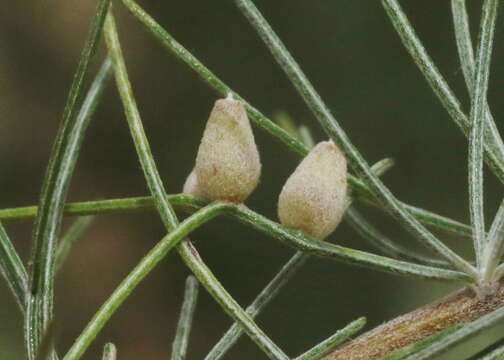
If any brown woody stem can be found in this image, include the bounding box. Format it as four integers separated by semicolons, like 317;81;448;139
321;282;504;359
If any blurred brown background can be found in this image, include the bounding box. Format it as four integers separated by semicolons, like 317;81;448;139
1;1;504;359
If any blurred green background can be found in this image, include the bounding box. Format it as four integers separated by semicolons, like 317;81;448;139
1;0;504;359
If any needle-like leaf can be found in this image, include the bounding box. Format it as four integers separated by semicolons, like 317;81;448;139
26;0;110;358
0;194;473;241
382;0;504;184
0;222;28;311
55;216;95;273
469;0;498;268
117;0;475;243
295;317;366;360
346;207;448;268
233;0;476;277
62;202;229;360
476;343;504;360
451;0;504;172
171;276;199;360
102;12;288;360
102;343;117;360
483;198;504;282
470;0;498;274
205;251;307;360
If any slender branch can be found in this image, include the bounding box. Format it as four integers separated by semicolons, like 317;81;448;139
235;204;469;282
55;216;95;273
26;0;110;358
0;193;472;240
477;344;504;360
171;276;199;360
346;207;448;268
205;252;308;360
470;0;498;270
204;157;406;359
382;0;504;184
62;203;227;360
102;343;117;360
295;318;366;360
116;0;473;241
322;281;504;360
451;0;504;172
484;199;504;283
0;222;28;311
103;12;288;360
0;194;472;283
233;0;476;277
451;0;475;90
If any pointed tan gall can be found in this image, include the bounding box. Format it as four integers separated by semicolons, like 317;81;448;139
278;141;347;240
194;96;261;202
183;169;205;197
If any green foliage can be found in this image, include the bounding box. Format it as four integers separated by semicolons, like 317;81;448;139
1;0;504;359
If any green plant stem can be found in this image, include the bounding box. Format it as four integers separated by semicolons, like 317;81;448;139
295;317;366;360
103;12;288;360
451;0;503;170
55;216;95;273
485;199;504;283
115;0;474;241
205;251;307;360
235;204;469;282
25;1;110;358
0;194;471;282
234;0;476;278
382;0;504;185
205;158;428;360
470;0;498;269
346;207;447;268
121;0;305;156
451;0;475;92
102;343;117;360
171;276;199;360
298;125;315;149
0;193;471;239
0;222;28;311
477;344;504;360
62;203;227;360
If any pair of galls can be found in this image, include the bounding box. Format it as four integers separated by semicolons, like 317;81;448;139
184;96;347;241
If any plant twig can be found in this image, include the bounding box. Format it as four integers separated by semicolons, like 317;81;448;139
321;281;504;359
171;276;199;360
469;0;498;270
477;343;504;360
233;0;476;277
382;0;504;184
0;222;28;311
0;194;472;283
205;251;307;360
407;300;504;359
62;202;228;360
346;207;448;268
235;204;469;282
451;0;504;172
102;343;117;360
295;317;366;360
55;216;95;273
205;156;396;359
484;199;504;283
0;193;472;240
113;0;477;242
103;12;288;360
26;0;110;358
